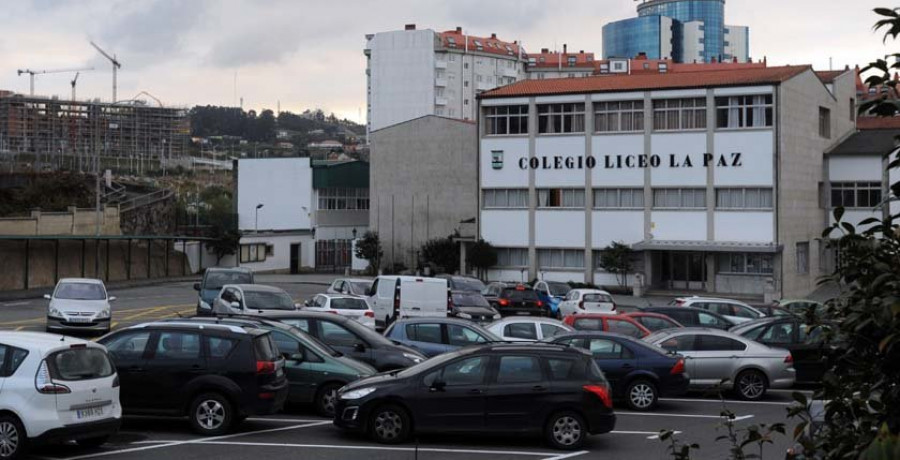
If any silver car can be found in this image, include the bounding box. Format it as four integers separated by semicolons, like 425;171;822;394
45;278;116;334
644;327;795;400
212;284;299;316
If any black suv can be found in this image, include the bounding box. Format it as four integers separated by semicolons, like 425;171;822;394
98;321;288;435
334;343;616;450
487;285;548;317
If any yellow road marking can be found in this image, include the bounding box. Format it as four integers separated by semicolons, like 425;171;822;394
15;326;25;331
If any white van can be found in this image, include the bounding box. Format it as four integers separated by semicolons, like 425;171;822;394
369;276;449;329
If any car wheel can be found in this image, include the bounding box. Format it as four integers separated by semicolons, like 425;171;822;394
315;383;343;417
735;369;768;401
545;411;586;450
625;379;658;411
189;392;234;436
0;415;26;460
75;435;110;448
369;404;411;444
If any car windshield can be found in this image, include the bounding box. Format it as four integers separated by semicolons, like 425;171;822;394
547;282;571;297
349;281;373;295
330;297;368;310
452;277;486;293
55;282;106;300
244;291;296;310
502;288;539;301
204;271;252;290
396;349;468;378
336;317;395;346
452;292;490;307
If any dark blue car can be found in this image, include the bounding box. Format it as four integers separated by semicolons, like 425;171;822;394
547;331;689;411
383;317;500;357
194;267;254;315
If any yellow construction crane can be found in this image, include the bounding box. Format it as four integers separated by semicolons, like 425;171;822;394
16;67;93;96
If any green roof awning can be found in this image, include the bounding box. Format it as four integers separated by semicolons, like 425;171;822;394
312;161;369;189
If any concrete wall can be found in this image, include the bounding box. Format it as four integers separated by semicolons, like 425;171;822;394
370;116;477;270
237;233;314;273
0;206;120;236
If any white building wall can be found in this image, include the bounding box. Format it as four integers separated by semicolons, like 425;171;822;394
651;211;707;240
535;137;591;187
650;132;708;186
682;21;704;63
481;210;529;246
535;211;585;247
237;233;314;273
591;135;645;186
714;130;774;186
367;29;437;132
592;212;644;247
237;158;312;232
724;25;750;62
660;16;674;60
481;137;530;187
714;212;775;242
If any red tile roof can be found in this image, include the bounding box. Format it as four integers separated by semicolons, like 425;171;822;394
815;70;849;84
528;51;595;69
856;116;900;130
479;65;812;98
439;30;523;58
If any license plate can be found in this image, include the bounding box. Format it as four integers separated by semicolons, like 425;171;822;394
76;406;104;419
516;311;531;316
67;317;92;323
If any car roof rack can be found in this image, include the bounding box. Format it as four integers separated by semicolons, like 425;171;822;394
130;321;248;334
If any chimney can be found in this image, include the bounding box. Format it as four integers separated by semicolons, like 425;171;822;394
733;56;738;63
636;52;647;60
541;48;549;53
456;26;462;33
491;33;497;39
563;43;567;54
711;56;718;63
405;24;416;30
580;50;584;54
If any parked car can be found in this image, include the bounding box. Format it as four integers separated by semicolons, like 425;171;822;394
644;328;795;400
0;332;121;459
487;285;549;317
368;276;450;329
304;294;376;329
326;278;374;297
435;275;486;293
547;331;689;411
163;317;375;416
622;312;684;332
673;296;765;324
774;299;826;318
562;314;652;339
212;284;299;316
97;321;289;435
729;317;835;384
246;311;427;372
643;306;736;330
481;281;508;304
533;280;572;318
754;304;796;318
333;343;616;449
448;291;500;324
45;278;116;335
384;317;500;357
194;267;254;316
557;289;616;317
486;317;573;342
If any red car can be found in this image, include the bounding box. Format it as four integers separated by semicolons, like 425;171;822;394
622;312;684;332
563;313;652;338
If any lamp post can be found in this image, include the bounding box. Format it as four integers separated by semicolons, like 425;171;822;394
255;203;264;233
352;228;357;239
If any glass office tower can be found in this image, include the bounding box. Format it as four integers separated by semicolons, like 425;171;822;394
602;16;675;61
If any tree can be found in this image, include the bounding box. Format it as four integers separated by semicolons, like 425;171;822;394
355;231;383;272
201;187;239;264
467;240;498;279
597;242;633;287
420;237;460;274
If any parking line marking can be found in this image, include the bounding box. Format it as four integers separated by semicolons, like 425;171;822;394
660;397;793;406
55;421;330;460
541;451;589;460
611;430;662;435
244;417;328;423
165;441;561;457
646;431;682;440
616;412;754;420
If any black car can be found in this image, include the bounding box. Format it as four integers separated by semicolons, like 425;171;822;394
547;332;689;411
643;306;735;330
334;343;616;450
98;321;288;435
449;291;500;324
729;317;835;384
436;275;487;293
487;285;548;317
246;311;427;371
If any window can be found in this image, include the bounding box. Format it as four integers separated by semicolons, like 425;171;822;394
698;335;747;351
760;322;794;344
537;188;585;208
483;189;529;208
504;323;537;340
545;357;583;381
320;321;359;346
496;356;543;383
271;331;301;355
537;248;585;269
595;100;644;133
104;332;151;360
240;243;267;263
715;95;773;128
208;336;237;358
850;98;856;121
830;182;883;208
819;107;831;138
537;103;586;134
652;188;706;208
607;319;643;338
407;323;443;344
439;357;488;386
589;339;633;359
716;253;775;274
484;105;529;135
317;187;370;210
698;312;729;328
496;248;529;267
659;335;699;352
155;332;201;360
796;242;810;275
653;98;706;130
51;348;114;381
636;316;676;332
283;318;311;333
593;188;644;208
573;318;603;331
447;325;487;346
716;188;774;209
540;323;568;338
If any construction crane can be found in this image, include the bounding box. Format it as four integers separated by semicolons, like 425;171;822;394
90;41;121;102
71;72;81;101
16;67;93;96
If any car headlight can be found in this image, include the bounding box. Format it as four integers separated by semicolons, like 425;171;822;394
96;309;110;319
492;313;502;320
403;353;425;364
340;387;376;400
199;299;211;310
49;307;63;318
457;312;472;319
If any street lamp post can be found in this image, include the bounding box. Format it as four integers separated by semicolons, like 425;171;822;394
255;203;264;233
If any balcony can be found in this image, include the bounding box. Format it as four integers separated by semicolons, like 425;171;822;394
476;81;493;91
435;77;447;87
434;96;448;105
501;67;520;78
435;60;448;69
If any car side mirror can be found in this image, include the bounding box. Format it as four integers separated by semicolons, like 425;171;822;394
429;381;446;392
284;352;304;363
193;283;201;291
43;294;52;300
108;296;117;302
354;343;366;353
303;300;310;307
230;301;242;310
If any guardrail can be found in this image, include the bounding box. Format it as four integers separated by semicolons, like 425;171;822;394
119;188;174;213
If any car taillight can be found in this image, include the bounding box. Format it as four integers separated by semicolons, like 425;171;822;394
256;360;276;374
784;353;793;364
498;299;509;307
675;299;685;306
670;359;685;375
365;311;375;318
536;300;543;308
583;385;612;409
35;360;71;394
258;392;276;400
578;301;585;310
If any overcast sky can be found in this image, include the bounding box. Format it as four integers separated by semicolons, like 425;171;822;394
0;0;894;123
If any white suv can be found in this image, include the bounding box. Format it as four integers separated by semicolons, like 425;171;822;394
674;296;765;324
0;332;121;459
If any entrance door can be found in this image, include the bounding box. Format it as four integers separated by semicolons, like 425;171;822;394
663;252;705;291
290;243;301;274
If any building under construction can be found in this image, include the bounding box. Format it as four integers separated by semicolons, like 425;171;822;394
0;90;189;173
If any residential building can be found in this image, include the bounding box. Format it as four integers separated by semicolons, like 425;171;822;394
527;47;596;79
313;160;370;271
477;65;857;300
364;25;527;141
603;0;750;63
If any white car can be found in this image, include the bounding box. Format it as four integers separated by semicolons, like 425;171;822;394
45;278;116;334
557;289;617;317
485;317;574;342
326;278;374;297
304;293;376;329
0;331;121;459
674;296;765;324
